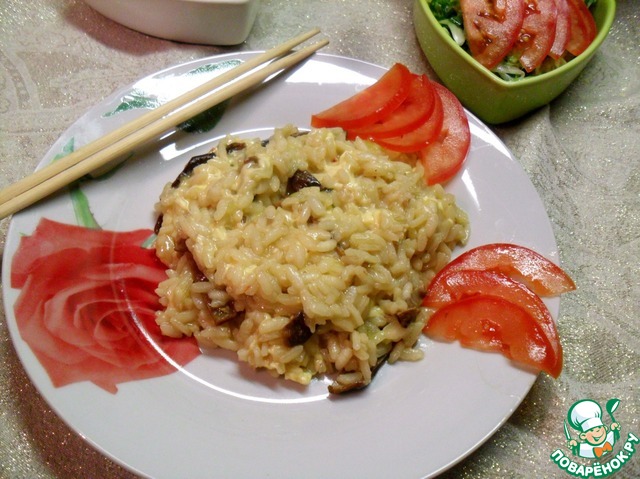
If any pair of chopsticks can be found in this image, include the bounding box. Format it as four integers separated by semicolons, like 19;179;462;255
0;29;328;220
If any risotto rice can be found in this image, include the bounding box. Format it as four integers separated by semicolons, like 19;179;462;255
154;125;469;393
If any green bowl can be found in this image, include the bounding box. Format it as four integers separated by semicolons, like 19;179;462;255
413;0;616;124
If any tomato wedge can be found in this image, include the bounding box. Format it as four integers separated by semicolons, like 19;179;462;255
424;295;562;378
348;74;437;140
460;0;526;70
309;63;471;186
565;0;597;56
424;269;563;368
418;83;470;185
310;63;413;130
430;243;576;296
374;85;444;152
515;0;558;72
550;0;571;59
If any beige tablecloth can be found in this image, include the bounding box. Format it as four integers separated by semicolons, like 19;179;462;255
1;1;638;478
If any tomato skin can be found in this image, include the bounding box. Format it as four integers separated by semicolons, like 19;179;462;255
460;0;526;70
549;0;571;59
424;295;561;378
424;269;563;368
311;63;413;130
423;243;573;379
310;64;471;185
374;85;444;152
516;0;558;72
348;74;437;140
418;83;470;185
565;0;597;56
430;243;576;296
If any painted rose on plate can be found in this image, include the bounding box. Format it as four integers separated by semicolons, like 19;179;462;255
5;64;234;394
10;219;201;394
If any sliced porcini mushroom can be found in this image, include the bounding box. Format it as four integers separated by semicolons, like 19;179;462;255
225;141;246;153
171;151;217;188
286;169;323;194
396;308;419;328
284;311;313;347
209;303;240;325
328;350;391;394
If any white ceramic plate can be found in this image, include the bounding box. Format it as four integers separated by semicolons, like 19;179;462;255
2;53;561;479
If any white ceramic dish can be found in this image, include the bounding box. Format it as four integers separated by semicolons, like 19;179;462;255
2;53;562;478
84;0;260;45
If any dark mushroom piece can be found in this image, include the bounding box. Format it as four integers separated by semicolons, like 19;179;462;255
209;303;240;325
328;308;421;394
328;350;391;395
171;151;217;188
397;308;419;328
153;214;164;235
225;141;246;153
284;311;313;347
286;169;323;195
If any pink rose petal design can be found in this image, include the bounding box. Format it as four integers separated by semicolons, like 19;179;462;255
11;219;201;394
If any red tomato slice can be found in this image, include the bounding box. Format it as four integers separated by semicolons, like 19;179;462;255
423;269;563;369
460;0;526;70
430;243;576;296
418;83;470;185
424;295;562;378
565;0;597;56
550;0;571;59
515;0;558;72
348;74;437;140
374;85;444;152
310;63;413;130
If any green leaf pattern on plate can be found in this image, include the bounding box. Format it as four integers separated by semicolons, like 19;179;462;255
102;59;241;133
103;91;161;116
51;137;100;229
44;59;242;230
50;138;131;229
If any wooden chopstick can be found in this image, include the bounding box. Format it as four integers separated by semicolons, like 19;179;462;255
0;29;327;220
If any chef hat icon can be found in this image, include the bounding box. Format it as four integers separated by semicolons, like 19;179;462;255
568;399;604;433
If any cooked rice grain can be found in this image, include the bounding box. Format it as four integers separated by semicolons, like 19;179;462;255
154;125;468;392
